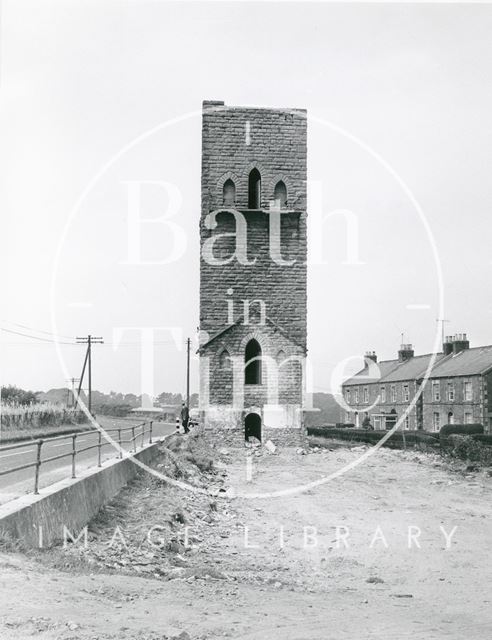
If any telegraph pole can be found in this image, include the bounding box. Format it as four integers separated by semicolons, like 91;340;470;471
76;335;104;413
186;337;191;408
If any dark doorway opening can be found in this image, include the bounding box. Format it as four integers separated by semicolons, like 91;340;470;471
386;409;397;430
245;412;261;442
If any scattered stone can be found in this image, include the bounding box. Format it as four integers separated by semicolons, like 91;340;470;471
264;440;276;453
366;576;384;584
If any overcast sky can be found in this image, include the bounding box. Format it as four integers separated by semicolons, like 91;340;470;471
2;1;492;398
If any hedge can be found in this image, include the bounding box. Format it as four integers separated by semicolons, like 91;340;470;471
307;427;439;448
440;423;483;437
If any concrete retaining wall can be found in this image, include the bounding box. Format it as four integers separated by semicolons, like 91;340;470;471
0;441;162;548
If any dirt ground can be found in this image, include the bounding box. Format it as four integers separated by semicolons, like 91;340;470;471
1;431;491;639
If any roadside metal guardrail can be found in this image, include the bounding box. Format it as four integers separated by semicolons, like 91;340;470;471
0;421;154;495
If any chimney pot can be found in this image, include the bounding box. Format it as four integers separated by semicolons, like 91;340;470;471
452;332;470;354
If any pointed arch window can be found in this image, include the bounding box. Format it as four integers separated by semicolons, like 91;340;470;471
223;179;235;206
248;168;261;209
245;338;262;385
219;349;231;368
274;180;287;207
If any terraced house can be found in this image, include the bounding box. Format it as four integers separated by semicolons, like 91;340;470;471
342;334;492;433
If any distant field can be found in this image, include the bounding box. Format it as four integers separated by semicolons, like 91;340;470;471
0;402;88;442
0;412;163;443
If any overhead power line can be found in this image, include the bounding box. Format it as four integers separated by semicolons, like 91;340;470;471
1;321;74;341
0;327;76;345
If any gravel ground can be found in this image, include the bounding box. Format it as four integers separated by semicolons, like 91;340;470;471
0;431;491;639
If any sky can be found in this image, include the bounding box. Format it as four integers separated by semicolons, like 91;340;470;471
1;1;492;398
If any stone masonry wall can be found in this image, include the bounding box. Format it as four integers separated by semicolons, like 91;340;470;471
200;101;307;349
199;101;308;430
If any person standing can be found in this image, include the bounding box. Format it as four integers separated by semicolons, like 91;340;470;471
180;401;189;433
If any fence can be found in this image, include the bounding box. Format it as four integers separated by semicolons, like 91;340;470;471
0;421;154;495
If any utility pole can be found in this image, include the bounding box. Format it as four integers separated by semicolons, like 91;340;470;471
186;337;191;408
75;335;104;413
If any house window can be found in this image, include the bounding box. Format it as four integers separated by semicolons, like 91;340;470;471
222;179;235;205
464;412;473;424
464;381;472;401
391;385;396;402
433;412;440;432
447;382;455;401
363;387;369;403
245;339;262;384
404;416;409;430
432;381;440;402
402;383;410;402
380;386;386;403
248;168;261;209
345;389;351;404
273;180;287;207
354;388;359;403
447;411;454;425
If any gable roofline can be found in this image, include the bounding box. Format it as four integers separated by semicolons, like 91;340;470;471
342;352;448;386
342;343;492;386
199;314;306;352
342;358;400;386
424;344;492;378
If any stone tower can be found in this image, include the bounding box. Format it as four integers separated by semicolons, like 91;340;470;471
199;100;307;441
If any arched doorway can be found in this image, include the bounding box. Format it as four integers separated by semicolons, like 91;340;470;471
245;412;261;442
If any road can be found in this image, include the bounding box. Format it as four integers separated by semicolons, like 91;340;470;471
0;419;176;505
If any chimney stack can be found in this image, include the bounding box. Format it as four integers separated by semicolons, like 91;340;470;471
365;351;377;363
452;333;470;354
443;335;454;356
398;343;414;362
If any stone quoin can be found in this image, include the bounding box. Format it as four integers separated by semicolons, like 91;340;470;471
199;101;308;441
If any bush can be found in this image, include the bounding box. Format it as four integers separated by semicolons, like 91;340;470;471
93;403;133;417
472;434;492;446
306;427;439;449
440;423;483;437
1;385;37;405
447;434;492;465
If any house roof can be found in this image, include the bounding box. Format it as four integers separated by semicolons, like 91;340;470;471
342;359;400;386
342;344;492;387
427;345;492;378
381;352;448;383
